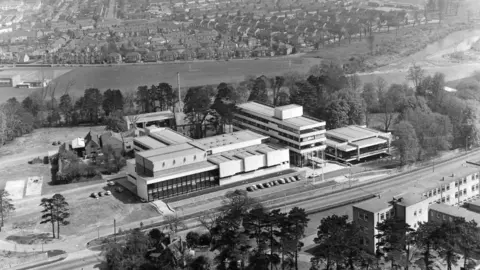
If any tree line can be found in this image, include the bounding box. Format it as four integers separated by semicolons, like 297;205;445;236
103;189;309;270
2;63;480;164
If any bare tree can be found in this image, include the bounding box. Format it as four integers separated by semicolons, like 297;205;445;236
197;210;221;236
164;213;186;238
406;63;425;89
63;79;76;95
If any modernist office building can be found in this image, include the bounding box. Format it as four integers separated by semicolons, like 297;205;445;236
325;125;391;163
127;128;290;201
353;163;480;254
233;102;326;167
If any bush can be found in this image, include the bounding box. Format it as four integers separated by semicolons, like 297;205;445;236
186;231;200;248
198;233;211;246
43;156;49;164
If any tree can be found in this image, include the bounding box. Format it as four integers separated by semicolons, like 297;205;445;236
362;82;378;126
313;215;349;270
198;210;222;237
393;121;420;165
22;96;40;117
290;81;318;116
51;193;70;239
136;85;152;113
284;207;309;270
248;76;269;104
0;190;15;231
414;222;441;270
102;89;124;116
376;214;414;270
324;98;350;129
184;86;213;139
435;221;461;270
58;94;73;125
457;220;479;270
148;228;166;248
40;197;56;238
189;255;211;270
367;34;375;55
83;88;103;123
271;76;285;106
212;83;237;134
406;63;425;90
186;231;200;248
164;213;185;238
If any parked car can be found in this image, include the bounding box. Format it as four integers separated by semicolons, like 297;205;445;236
105;191;111;196
262;183;271;188
277;179;285;184
107;181;115;186
269;181;277;186
256;184;264;189
246;186;254;192
98;192;103;197
140;198;147;203
90;192;98;198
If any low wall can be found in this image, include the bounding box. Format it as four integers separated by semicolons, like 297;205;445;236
351;169;394;178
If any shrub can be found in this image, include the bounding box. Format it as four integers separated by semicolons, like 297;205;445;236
198;233;211;246
186;231;200;248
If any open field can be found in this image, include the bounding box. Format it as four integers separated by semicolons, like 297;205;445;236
0;58;312;102
6;182;159;237
0;126;105;191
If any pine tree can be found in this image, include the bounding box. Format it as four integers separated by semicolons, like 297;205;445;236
0;190;15;231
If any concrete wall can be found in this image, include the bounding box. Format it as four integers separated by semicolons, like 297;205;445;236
274;106;302;120
220;163;289;186
209;138;263;154
136;177;149;200
219;159;243;178
148;151;207;172
265;148;289;167
244;154;265;172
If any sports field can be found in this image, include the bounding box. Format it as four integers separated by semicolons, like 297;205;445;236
0;58;313;102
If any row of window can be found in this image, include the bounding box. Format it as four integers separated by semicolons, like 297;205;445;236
379;209;395;221
424;175;479;198
134;141;150;151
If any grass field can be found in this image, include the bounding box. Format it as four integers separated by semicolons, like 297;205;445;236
0;126;105;191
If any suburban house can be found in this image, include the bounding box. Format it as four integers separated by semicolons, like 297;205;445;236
100;131;134;154
125;51;142;63
70;138;86;157
107;52;122;63
84;131;102;157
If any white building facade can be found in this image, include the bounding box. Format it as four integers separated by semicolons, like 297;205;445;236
233;102;326;167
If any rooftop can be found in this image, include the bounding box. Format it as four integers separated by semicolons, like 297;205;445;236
135;136;167;149
189;130;267;151
355;162;480;211
137;143;198;159
125;111;175;123
326;125;389;143
149;128;192;146
430;203;480;225
236;101;325;129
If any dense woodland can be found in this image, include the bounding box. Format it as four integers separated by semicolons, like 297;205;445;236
1;63;480;165
102;190;480;270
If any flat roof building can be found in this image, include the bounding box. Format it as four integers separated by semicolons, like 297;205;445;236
353;162;480;254
325;125;391;163
127;129;291;201
125;111;176;130
429;203;480;226
233;101;326;167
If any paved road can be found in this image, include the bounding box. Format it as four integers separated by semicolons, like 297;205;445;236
22;250;103;270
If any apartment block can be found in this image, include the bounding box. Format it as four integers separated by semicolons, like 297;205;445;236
233;102;326;167
353;163;480;254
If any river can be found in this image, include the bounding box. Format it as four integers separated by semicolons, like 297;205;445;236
358;27;480;86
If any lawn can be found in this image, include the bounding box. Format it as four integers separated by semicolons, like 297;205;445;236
0;126;105;191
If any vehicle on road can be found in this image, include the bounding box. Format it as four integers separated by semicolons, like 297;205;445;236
105;191;111;196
